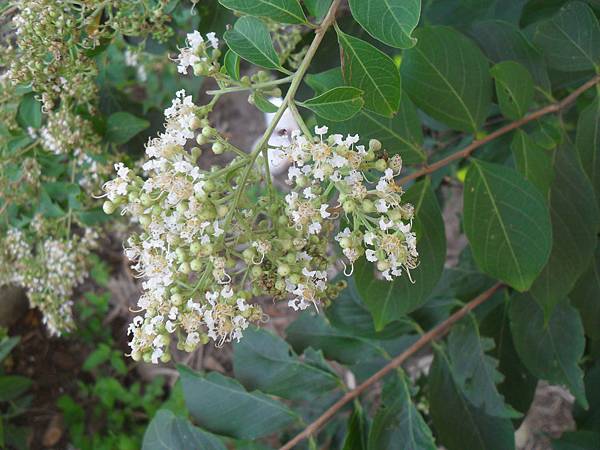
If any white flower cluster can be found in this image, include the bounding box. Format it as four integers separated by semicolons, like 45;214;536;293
276;126;419;281
0;227;98;336
100;29;418;363
176;30;221;77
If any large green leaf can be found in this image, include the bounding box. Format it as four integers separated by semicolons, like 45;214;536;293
529;144;600;316
219;0;306;24
510;129;554;197
447;316;520;418
533;1;600;72
142;410;225;450
490;61;534;120
463;159;552;291
576;97;600;210
106;112;149;145
233;328;340;399
428;349;515;450
570;241;600;340
509;294;587;408
179;367;298;440
336;27;402;117
470;20;550;91
348;0;420;49
224;16;283;70
401;26;492;132
479;290;538;415
298;87;364;121
368;373;436;450
0;376;31;402
354;178;446;330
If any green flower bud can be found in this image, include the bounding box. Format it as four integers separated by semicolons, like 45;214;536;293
374;159;388;172
102;200;116;215
343;200;356;213
190;258;202;271
171;293;183;305
212;142;225;154
178;262;191;274
201;126;215;138
369;139;382;152
277;264;291;277
361;199;375;213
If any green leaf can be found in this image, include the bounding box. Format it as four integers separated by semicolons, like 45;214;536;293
354;178;446;330
304;0;331;20
574;362;600;430
368;373;436;450
253;92;279;113
224;16;283;70
298;86;364;121
533;1;600;72
336;27;401;117
447;316;520;418
179;367;298;439
224;49;240;80
343;406;369;450
106;112;149;145
0;376;31;402
490;61;534;120
82;343;111;371
285;312;384;365
326;282;412;340
233;327;340;400
142;409;225;450
0;337;19;364
510;129;554;197
479;290;538;415
529;144;600;316
470;20;550;92
401;26;492;132
463;159;552;291
428;348;515;450
218;0;306;24
510;293;587;408
570;240;600;340
576;97;600;210
552;431;600;450
348;0;420;49
17;93;42;129
305;67;344;93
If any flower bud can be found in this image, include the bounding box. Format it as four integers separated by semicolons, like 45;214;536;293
369;139;382;151
102;200;116;215
277;264;291;276
212;142;224;154
374;159;387;172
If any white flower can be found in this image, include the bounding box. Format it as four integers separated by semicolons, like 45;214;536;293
315;125;328;135
320;204;331;218
366;249;378;262
206;32;219;49
308;222;322;234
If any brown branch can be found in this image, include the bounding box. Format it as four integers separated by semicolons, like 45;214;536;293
279;282;504;450
397;75;600;186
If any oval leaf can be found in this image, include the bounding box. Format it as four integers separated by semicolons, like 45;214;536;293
429;348;516;450
354;178;446;330
233;327;340;400
533;1;600;72
224;49;240;80
510;129;554;197
529;144;600;317
576;97;600;211
490;61;534;120
298;86;364;121
348;0;421;49
368;373;436;450
463;159;552;291
179;367;298;440
570;240;600;340
336;27;401;117
17;93;42;129
224;16;282;70
143;410;225;450
510;294;587;408
401;26;492;132
219;0;306;24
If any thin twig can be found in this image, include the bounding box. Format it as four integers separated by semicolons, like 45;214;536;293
397;75;600;186
279;282;504;450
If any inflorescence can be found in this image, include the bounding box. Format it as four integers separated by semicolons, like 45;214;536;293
100;31;419;363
